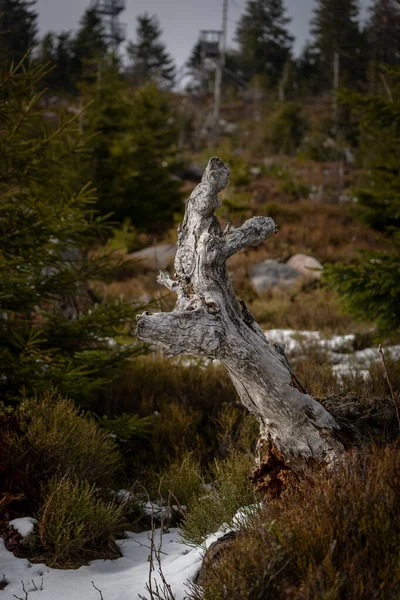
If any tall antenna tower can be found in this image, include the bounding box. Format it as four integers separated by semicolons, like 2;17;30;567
91;0;126;53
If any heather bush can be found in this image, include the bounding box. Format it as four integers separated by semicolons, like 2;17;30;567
154;453;203;507
3;390;122;505
38;477;125;566
182;451;257;545
190;444;400;599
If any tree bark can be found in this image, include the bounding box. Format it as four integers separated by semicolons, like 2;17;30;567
136;157;343;495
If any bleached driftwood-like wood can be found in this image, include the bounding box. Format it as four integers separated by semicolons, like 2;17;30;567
136;157;343;494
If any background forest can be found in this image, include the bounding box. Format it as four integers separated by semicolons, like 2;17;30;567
1;1;400;598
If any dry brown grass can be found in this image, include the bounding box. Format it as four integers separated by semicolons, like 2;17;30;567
96;356;242;478
250;284;356;333
225;199;385;267
189;443;400;600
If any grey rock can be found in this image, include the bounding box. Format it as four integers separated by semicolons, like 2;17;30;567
250;259;300;292
286;254;323;280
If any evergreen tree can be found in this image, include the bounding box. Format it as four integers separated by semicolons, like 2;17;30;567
37;31;74;93
235;0;294;87
82;68;182;232
127;13;176;89
295;42;324;95
326;72;400;330
71;7;107;83
36;31;57;88
366;0;400;69
186;40;202;73
0;56;143;406
55;32;74;92
37;31;55;65
310;0;365;89
0;0;37;65
186;40;203;91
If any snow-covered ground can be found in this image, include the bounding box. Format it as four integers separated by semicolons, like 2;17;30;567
0;514;244;600
0;529;199;600
265;329;400;378
265;329;356;353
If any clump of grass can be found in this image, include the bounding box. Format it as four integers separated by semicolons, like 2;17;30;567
290;346;339;397
141;406;258;516
38;477;126;567
190;443;400;600
251;284;356;334
158;453;203;506
182;451;257;545
4;390;122;504
188;514;284;600
99;356;237;417
151;402;201;464
97;357;239;474
145;453;203;508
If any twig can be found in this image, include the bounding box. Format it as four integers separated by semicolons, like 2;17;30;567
379;344;400;432
91;581;104;600
155;481;175;600
13;580;28;600
167;490;186;519
137;482;175;600
136;484;156;599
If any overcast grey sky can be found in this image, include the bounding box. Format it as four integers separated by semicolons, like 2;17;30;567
36;0;373;72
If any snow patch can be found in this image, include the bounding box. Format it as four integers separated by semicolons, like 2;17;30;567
0;522;234;600
265;329;355;353
8;517;37;538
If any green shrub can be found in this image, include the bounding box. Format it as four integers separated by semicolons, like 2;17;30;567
151;402;201;464
4;390;122;503
96;412;152;442
38;477;126;566
190;444;400;600
106;220;138;254
266;102;309;155
182;451;256;545
153;453;203;506
301;131;342;162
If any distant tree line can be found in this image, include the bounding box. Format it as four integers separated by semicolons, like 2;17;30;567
187;0;400;96
1;0;399;215
0;2;176;91
3;0;400;99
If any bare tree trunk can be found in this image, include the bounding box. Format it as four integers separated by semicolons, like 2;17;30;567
136;158;343;495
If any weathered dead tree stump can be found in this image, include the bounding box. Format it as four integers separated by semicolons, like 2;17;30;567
136;157;343;495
